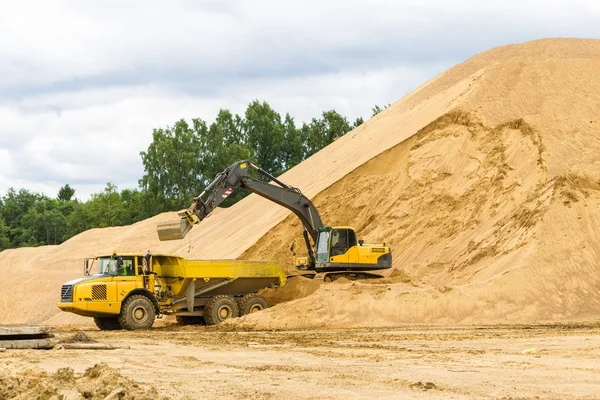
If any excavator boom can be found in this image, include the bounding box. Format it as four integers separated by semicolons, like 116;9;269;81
157;159;392;275
157;160;323;243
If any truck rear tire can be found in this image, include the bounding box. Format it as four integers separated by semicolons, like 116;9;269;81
204;295;239;325
118;295;156;330
94;317;122;331
238;293;268;316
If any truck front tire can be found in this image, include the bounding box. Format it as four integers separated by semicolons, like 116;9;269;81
204;295;239;325
119;295;156;330
94;317;123;331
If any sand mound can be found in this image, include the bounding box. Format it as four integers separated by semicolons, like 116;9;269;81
60;330;96;344
258;276;323;306
236;38;600;328
2;38;599;327
0;363;160;400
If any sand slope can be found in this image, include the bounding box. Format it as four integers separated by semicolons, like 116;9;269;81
237;38;600;328
2;38;599;326
240;112;600;328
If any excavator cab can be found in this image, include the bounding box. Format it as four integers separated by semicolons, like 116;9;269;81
316;227;356;263
311;226;392;272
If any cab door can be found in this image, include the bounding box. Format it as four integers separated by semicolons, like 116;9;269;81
329;229;350;263
115;257;141;302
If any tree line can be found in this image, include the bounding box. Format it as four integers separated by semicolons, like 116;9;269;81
0;101;388;251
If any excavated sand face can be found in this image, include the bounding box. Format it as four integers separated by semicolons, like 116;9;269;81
1;38;599;327
239;111;600;328
236;38;600;329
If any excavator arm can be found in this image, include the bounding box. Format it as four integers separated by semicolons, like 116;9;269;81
157;160;323;248
157;159;392;275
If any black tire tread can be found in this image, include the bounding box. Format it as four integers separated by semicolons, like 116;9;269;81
204;295;239;326
237;293;269;316
118;294;156;330
93;317;122;331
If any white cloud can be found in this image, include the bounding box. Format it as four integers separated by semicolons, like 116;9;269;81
0;0;598;199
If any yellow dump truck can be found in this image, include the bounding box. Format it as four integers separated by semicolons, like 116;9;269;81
58;252;286;330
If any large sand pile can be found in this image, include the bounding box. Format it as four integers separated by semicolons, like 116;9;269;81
237;38;600;328
1;38;599;327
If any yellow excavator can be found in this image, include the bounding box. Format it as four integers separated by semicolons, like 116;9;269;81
158;160;392;280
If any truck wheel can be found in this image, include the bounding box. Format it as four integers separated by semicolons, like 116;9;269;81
118;295;156;330
204;295;239;325
238;293;268;316
94;317;122;331
176;316;205;325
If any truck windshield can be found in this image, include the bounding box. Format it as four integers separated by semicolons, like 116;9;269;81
96;256;136;276
97;257;118;275
316;231;330;263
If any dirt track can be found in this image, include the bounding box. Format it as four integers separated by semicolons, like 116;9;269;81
2;324;599;399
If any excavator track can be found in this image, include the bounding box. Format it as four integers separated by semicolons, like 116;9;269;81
313;272;384;282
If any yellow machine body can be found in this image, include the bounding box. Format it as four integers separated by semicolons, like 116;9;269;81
293;226;392;272
58;253;286;318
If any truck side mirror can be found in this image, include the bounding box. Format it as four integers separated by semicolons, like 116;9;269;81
358;240;364;246
83;258;94;276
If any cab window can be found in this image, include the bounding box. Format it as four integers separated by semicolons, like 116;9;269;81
116;257;135;276
330;229;349;256
348;230;357;248
316;231;330;262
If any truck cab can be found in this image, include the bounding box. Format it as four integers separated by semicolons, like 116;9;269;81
59;253;154;318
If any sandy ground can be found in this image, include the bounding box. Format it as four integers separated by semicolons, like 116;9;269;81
2;324;600;399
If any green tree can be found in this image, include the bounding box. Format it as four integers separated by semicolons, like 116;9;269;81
57;184;75;201
304;110;352;157
84;183;126;228
204;110;251;178
280;113;305;170
0;188;46;247
139;119;206;210
21;199;68;245
372;103;391;116
321;110;351;143
0;215;10;251
243;100;285;175
64;201;88;239
203;110;253;206
119;189;144;225
353;117;364;128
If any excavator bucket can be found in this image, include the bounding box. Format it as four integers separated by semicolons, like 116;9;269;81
157;217;192;241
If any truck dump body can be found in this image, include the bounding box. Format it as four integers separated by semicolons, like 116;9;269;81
152;256;286;301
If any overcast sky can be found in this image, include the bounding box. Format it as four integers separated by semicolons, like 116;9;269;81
1;0;598;200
